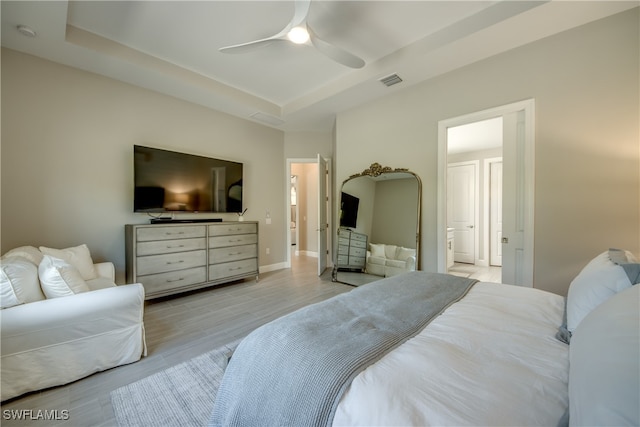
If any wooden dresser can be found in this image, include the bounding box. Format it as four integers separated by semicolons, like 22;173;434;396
125;221;258;299
336;228;368;272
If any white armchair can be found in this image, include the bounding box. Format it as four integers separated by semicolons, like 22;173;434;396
366;243;416;277
1;245;146;401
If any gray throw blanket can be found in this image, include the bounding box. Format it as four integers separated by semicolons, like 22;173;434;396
210;271;477;427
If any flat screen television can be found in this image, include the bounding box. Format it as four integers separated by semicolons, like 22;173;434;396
339;192;359;228
133;145;243;213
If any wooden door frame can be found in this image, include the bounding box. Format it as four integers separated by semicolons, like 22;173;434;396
437;99;535;285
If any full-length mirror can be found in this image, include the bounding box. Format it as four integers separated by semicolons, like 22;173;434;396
333;163;421;286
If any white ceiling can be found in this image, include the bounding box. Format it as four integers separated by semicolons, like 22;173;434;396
448;117;503;155
2;1;637;132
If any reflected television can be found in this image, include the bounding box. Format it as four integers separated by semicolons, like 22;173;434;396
133;145;243;213
339;192;359;228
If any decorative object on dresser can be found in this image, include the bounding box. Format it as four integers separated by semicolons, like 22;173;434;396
125;221;258;299
335;228;368;273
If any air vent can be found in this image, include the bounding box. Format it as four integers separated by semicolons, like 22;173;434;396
379;73;403;87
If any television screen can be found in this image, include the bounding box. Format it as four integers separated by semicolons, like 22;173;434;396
133;145;243;213
340;192;359;228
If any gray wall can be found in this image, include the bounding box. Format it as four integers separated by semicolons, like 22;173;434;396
335;9;639;295
1;48;286;282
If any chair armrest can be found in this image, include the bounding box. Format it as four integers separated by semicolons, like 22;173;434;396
404;256;416;270
94;262;115;281
1;284;146;355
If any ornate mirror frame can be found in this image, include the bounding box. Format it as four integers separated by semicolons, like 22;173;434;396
333;163;422;285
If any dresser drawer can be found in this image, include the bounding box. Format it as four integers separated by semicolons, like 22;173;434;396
210;244;257;264
137;237;206;256
136;225;206;242
337;255;349;265
139;267;207;295
209;258;258;280
350;256;365;267
208;223;257;237
338;237;350;246
209;233;258;248
337;244;349;255
350;239;367;250
351;232;367;243
137;250;206;276
349;246;367;258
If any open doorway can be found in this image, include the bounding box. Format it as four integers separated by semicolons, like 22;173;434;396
437;99;535;286
286;157;331;276
446;117;502;282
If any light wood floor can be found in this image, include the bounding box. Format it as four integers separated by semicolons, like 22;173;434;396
448;262;502;283
1;256;352;427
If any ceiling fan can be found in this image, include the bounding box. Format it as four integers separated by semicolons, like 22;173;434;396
219;0;365;69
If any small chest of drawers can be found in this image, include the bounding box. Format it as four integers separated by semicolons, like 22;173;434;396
336;228;368;272
125;221;259;299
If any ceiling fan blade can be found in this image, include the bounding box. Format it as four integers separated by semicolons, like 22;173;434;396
219;0;311;54
308;26;365;69
219;38;285;54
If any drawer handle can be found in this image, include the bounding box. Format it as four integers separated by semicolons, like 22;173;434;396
166;260;185;265
167;245;185;249
167;278;184;283
229;267;243;271
166;231;185;236
228;239;243;243
229;252;242;256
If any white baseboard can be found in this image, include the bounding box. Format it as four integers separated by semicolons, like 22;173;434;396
259;262;288;274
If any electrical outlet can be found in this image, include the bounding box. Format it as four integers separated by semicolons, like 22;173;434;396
266;247;270;255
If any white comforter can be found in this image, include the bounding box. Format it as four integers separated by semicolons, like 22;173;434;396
334;282;569;426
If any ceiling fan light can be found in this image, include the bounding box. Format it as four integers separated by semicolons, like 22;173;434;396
287;26;309;44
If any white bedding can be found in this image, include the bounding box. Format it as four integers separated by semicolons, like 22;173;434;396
334;282;569;426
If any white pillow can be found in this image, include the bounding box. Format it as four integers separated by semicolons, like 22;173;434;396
38;255;90;299
2;245;43;266
384;245;398;260
566;251;633;333
396;247;416;262
369;243;385;258
39;244;97;280
569;284;639;426
0;256;45;307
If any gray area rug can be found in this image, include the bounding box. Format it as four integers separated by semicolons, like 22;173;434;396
111;340;239;427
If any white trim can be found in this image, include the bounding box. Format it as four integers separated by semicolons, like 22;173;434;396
437;99;535;286
484;157;503;268
259;262;288;274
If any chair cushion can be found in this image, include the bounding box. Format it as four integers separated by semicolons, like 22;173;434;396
396;247;416;261
2;246;43;266
368;256;386;266
384;245;398;260
40;244;98;280
0;256;45;307
386;259;406;269
38;255;90;299
369;243;385;258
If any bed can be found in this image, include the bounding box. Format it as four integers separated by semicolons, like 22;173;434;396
210;249;639;427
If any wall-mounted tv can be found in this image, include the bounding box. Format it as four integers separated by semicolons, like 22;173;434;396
133;145;243;213
339;192;359;228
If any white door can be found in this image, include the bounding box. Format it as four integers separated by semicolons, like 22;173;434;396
501;110;533;285
489;160;503;266
317;154;328;276
447;163;476;264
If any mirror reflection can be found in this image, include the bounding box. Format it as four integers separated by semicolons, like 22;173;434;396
333;163;421;286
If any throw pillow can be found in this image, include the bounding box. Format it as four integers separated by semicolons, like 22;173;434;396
384;245;398;260
1;245;43;266
569;284;639;426
0;256;45;307
369;243;385;258
566;250;634;333
396;247;416;262
38;255;90;299
39;244;98;280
